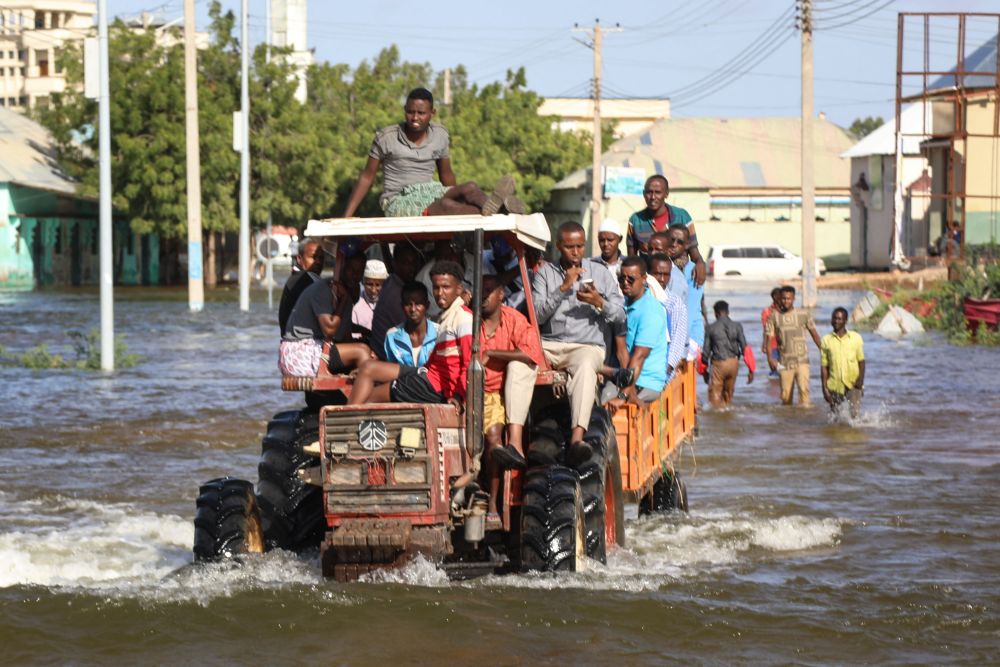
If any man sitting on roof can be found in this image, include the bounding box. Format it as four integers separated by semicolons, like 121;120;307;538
342;87;524;218
279;277;373;377
383;281;438;367
348;261;473;410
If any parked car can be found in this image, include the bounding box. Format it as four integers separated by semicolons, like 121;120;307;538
706;244;827;279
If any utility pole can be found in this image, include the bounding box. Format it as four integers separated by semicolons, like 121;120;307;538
799;0;817;308
574;20;621;255
265;0;274;311
97;0;113;370
184;0;204;312
238;0;251;312
443;67;452;105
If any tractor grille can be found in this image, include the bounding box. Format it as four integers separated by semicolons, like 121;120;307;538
323;408;426;454
323;407;432;512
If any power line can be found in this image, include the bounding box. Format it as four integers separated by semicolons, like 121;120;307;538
815;0;897;31
663;3;797;102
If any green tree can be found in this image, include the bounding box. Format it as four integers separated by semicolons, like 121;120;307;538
849;116;884;139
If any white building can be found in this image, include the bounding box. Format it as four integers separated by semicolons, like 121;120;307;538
271;0;313;103
841;103;933;269
0;1;95;109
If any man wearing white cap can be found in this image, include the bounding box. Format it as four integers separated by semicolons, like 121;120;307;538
351;259;388;340
592;217;624;280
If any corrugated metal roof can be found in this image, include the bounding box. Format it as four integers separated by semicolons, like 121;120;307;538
0;108;79;195
928;32;999;92
553;116;854;191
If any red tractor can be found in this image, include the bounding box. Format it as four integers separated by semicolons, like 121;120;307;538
193;214;695;580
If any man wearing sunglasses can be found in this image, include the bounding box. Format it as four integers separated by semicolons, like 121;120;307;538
601;256;668;406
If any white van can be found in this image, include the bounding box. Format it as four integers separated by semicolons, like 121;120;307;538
707;244;826;279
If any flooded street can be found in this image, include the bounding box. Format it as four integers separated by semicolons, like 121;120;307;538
1;284;998;664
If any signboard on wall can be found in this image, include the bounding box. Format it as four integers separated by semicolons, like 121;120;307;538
603;166;646;196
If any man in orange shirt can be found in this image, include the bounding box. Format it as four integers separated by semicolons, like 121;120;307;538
479;274;543;517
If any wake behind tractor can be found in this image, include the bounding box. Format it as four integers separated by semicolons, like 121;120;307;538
193;213;695;580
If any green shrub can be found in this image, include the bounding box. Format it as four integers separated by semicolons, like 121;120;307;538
0;329;141;369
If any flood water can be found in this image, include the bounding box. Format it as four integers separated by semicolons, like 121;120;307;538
1;283;998;665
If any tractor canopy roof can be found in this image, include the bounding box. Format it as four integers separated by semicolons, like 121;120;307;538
303;213;551;251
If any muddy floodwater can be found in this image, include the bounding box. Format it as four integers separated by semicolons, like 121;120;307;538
1;284;998;665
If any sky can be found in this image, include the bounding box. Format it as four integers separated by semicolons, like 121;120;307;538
106;0;1000;129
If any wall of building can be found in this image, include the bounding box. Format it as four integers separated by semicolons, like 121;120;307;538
0;181;158;289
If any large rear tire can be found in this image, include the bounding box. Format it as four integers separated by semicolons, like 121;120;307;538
519;465;587;573
577;407;626;563
255;410;326;552
193;477;265;561
639;469;689;515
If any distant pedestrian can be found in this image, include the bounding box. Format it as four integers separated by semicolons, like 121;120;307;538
760;287;782;379
764;286;822;406
820;307;866;418
701;301;755;407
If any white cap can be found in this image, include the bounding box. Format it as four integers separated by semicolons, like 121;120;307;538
363;259;389;280
599;218;622;237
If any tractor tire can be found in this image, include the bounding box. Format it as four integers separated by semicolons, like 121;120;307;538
255;409;326;552
577;406;626;563
638;469;689;515
519;465;587;573
193;477;265;561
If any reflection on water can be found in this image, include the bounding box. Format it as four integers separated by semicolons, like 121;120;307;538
1;285;999;664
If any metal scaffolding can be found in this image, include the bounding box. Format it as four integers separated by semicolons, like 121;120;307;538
894;13;1000;267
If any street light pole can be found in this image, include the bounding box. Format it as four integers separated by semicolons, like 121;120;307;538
184;0;204;312
97;0;113;370
238;0;251;312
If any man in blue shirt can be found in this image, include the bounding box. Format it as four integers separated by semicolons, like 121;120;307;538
602;256;668;405
383;282;438;367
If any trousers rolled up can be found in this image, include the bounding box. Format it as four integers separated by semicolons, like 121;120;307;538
779;363;811;406
503;360;538;426
541;341;604;430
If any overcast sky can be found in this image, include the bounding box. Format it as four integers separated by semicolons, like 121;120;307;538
107;0;999;128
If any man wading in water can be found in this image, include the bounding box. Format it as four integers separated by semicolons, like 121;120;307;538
821;307;866;418
764;285;822;407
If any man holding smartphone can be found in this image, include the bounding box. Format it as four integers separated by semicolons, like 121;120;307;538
531;222;626;463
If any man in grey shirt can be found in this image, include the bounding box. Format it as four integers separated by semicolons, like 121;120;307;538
701;300;756;408
343;87;522;217
532;221;625;460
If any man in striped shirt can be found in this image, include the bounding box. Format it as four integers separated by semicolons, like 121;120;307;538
348;261;472;410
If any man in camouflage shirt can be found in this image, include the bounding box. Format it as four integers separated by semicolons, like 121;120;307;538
764;285;822;406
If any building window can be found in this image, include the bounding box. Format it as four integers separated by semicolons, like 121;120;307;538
35;12;44;29
18;49;25;61
19;66;24;77
18;95;26;106
38;54;48;77
53;224;62;254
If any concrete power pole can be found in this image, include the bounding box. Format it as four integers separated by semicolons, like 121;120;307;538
97;0;113;370
184;0;204;312
238;0;251;312
574;20;621;255
799;0;817;308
